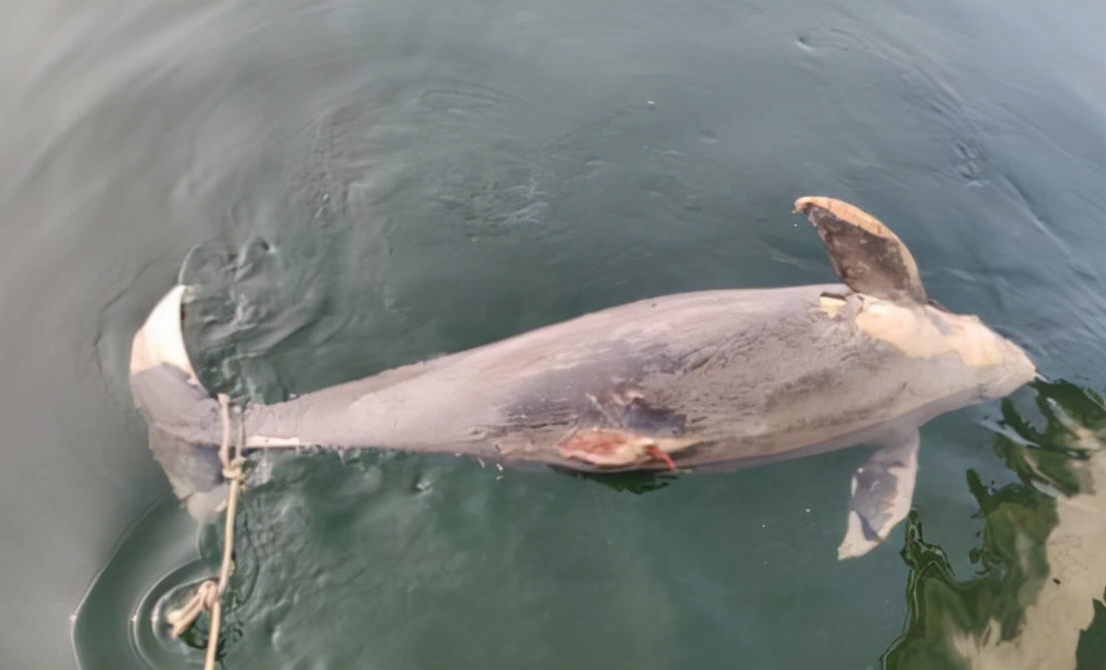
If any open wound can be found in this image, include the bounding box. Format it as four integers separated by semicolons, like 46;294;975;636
557;427;690;470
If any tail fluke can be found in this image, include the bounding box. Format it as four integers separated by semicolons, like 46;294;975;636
130;286;227;521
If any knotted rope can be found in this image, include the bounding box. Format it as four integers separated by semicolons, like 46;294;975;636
165;393;245;670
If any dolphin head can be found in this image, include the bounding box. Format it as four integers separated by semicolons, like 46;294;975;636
795;196;1037;404
925;307;1037;400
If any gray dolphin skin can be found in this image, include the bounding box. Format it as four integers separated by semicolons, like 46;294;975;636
130;197;1036;558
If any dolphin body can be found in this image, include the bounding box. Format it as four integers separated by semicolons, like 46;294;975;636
130;197;1036;558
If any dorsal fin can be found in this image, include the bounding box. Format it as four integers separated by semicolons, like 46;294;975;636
794;196;927;304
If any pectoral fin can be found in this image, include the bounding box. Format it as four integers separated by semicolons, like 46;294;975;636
794;196;927;304
838;428;920;559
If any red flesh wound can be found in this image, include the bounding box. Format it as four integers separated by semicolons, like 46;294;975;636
645;445;677;471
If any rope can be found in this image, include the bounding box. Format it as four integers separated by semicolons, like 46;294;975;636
165;393;245;670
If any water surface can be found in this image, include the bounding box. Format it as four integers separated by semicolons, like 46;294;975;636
0;3;1103;669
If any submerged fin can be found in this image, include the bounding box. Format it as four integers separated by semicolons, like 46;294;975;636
794;196;927;304
130;285;226;521
838;428;920;559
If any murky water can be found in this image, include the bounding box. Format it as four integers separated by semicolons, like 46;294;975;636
1;2;1103;669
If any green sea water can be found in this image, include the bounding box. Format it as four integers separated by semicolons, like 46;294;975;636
0;2;1103;669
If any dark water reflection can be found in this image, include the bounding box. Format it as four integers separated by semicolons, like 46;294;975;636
886;381;1106;670
1;2;1103;669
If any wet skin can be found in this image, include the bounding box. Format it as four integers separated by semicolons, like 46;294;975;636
130;197;1036;556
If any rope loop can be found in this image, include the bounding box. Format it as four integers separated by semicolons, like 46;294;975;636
164;393;244;670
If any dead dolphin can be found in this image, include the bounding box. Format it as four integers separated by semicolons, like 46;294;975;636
129;196;1036;558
